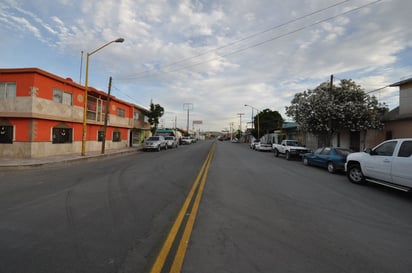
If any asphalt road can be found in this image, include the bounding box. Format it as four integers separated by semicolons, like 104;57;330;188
0;140;411;273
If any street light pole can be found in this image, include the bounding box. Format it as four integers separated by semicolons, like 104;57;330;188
81;38;124;156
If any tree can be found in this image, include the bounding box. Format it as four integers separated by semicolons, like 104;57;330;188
147;102;164;134
253;109;284;138
285;79;388;143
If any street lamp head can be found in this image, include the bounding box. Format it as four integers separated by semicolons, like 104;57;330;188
115;38;125;43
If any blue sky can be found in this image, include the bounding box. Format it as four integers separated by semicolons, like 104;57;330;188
1;0;411;131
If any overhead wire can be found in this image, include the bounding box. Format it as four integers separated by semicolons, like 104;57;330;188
162;0;383;76
120;0;383;81
123;0;351;79
114;0;385;107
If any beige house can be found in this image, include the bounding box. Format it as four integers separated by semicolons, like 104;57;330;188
381;78;412;137
345;77;412;150
131;104;151;146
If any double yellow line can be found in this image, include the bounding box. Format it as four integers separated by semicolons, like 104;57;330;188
150;143;215;273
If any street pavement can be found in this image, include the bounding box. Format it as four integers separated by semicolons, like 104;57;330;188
0;147;140;169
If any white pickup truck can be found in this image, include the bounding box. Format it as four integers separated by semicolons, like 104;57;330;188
345;138;412;192
273;140;310;160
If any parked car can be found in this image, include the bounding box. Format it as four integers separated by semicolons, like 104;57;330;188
345;138;412;192
273;139;310;160
143;136;167;151
250;139;260;149
257;142;273;152
164;136;178;148
181;136;192;145
303;147;353;173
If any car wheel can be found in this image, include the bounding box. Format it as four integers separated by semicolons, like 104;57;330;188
274;149;279;157
347;163;365;184
157;145;161;152
285;151;290;160
327;162;335;173
303;157;309;166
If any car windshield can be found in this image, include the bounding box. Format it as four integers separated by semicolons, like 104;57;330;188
286;141;300;146
165;136;173;140
148;137;159;141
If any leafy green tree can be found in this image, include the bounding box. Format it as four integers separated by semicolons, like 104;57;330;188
234;129;242;140
147;102;164;134
253;109;283;138
285;79;388;141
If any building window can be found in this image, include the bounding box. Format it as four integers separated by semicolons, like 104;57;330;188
53;88;72;105
113;131;121;142
87;96;106;122
0;82;16;98
0;125;13;144
98;130;104;142
52;127;73;144
134;111;139;120
117;108;125;117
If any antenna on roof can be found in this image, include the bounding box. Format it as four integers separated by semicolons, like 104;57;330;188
79;51;84;84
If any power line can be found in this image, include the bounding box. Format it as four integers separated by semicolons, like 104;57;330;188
164;0;383;75
120;0;358;80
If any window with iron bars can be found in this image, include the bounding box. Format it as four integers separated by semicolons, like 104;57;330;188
52;127;73;144
112;131;121;142
0;125;13;143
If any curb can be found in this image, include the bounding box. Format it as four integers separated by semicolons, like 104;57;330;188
0;149;140;171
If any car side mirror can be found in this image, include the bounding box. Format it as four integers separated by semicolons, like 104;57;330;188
364;148;377;155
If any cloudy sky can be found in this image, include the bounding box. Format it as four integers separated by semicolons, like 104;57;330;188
1;0;411;131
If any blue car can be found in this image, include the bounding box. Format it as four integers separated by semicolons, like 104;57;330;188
303;147;353;173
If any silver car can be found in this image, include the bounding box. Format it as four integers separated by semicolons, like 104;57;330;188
164;136;178;148
143;136;167;151
181;136;192;145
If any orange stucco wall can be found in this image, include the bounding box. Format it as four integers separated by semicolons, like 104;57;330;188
10;119;30;141
1;68;137;158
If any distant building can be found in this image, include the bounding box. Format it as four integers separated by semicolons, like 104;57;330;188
0;68;150;158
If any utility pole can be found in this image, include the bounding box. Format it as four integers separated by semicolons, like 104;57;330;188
183;103;193;134
238;113;244;142
237;112;244;133
328;74;334;147
101;76;112;154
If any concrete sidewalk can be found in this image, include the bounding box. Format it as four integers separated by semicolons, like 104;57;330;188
0;147;140;170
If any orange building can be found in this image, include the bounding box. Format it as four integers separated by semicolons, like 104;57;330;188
0;68;150;158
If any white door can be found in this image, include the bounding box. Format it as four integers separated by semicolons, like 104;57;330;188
391;140;412;187
363;140;397;183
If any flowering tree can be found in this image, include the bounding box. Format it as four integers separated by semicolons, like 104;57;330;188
285;79;388;140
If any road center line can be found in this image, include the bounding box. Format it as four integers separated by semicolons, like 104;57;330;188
149;143;215;273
